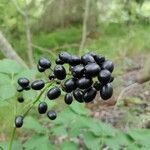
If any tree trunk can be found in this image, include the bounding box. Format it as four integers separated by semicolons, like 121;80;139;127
0;31;28;68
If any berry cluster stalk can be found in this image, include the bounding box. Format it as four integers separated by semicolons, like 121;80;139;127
9;83;53;150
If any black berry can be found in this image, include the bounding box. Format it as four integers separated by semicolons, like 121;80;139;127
71;65;85;78
102;60;114;72
55;58;64;65
100;83;113;100
15;116;23;128
37;65;45;72
38;58;51;69
64;93;73;105
38;102;48;114
24;85;31;91
83;87;97;103
48;74;55;80
69;55;81;66
54;65;66;80
59;52;71;63
73;89;84;103
17;96;24;103
81;54;95;65
18;77;29;88
31;80;45;90
17;86;23;92
84;63;100;77
47;110;57;120
98;69;111;84
94;55;105;65
76;77;93;89
64;78;76;93
47;87;61;100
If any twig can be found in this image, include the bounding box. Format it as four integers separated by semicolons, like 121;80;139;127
11;0;25;16
115;83;139;108
31;44;57;58
11;0;34;67
24;0;34;67
32;43;79;57
79;0;90;55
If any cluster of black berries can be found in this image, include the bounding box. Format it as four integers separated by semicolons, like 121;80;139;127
15;52;114;128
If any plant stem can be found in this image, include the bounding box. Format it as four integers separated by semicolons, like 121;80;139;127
9;127;16;150
23;83;53;117
9;83;53;150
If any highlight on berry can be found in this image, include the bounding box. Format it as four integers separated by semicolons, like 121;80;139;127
16;52;114;128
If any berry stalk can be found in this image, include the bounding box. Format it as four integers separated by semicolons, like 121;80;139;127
9;82;53;150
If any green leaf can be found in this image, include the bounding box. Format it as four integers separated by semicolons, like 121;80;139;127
104;132;133;150
23;135;55;150
51;125;68;136
15;69;37;81
88;119;118;137
0;84;16;100
82;131;101;150
0;59;24;74
23;116;46;133
0;73;11;85
68;116;91;137
128;129;150;148
60;141;78;150
0;140;23;150
54;107;78;125
69;101;90;116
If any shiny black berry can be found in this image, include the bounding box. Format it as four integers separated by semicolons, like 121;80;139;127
55;58;64;65
59;52;71;63
94;55;105;65
17;96;24;103
98;69;111;84
81;54;95;65
54;65;66;80
48;74;55;80
15;116;23;128
18;77;29;88
38;102;48;114
69;55;81;66
64;78;76;93
102;60;114;72
73;89;84;103
71;65;85;78
37;65;45;72
38;58;51;69
100;83;113;100
83;87;97;103
47;87;61;100
64;93;73;105
47;110;57;120
24;85;31;91
31;80;45;90
17;86;23;92
84;63;100;77
76;77;93;89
